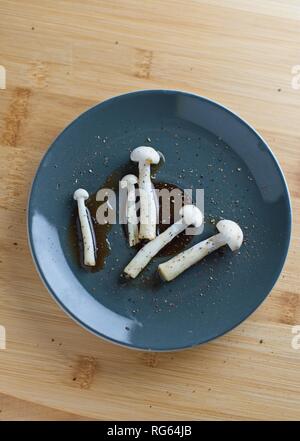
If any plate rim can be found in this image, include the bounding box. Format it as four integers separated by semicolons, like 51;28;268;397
27;89;292;351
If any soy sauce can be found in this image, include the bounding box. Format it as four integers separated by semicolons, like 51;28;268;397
70;162;194;272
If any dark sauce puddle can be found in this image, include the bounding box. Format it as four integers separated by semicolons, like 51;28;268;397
70;160;194;272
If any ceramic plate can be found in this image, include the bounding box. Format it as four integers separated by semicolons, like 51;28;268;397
28;90;291;351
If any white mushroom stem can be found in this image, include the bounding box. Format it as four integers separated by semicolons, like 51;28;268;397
73;188;96;267
121;174;139;247
159;234;225;282
158;220;243;282
124;205;203;279
139;164;157;239
130;146;160;240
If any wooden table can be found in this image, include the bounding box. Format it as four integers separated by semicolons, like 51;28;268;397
0;0;299;421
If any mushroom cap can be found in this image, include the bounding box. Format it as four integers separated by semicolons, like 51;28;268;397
73;188;89;201
217;220;243;251
120;174;138;188
179;205;203;227
130;146;160;164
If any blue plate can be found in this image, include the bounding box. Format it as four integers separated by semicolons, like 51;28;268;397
28;90;291;351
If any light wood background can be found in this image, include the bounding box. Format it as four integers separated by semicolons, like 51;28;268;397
0;0;299;421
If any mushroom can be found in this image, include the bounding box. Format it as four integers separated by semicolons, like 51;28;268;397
124;205;203;279
130;146;160;240
73;188;96;266
120;174;139;247
158;219;243;282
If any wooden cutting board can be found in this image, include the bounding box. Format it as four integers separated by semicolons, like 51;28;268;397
0;0;299;421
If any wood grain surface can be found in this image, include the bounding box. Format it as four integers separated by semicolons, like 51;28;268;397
0;0;299;421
